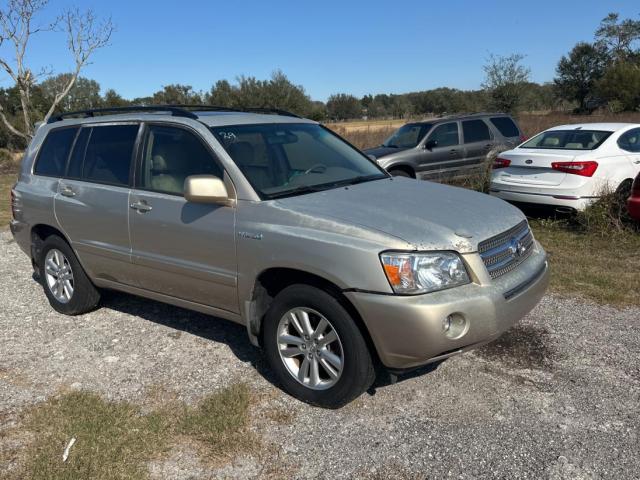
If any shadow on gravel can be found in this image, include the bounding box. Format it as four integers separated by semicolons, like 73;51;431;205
100;290;280;386
475;324;555;370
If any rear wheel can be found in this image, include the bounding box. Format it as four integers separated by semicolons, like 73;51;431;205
616;179;633;201
263;284;375;408
39;235;100;315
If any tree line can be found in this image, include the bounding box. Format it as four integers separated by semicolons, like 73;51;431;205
0;2;638;150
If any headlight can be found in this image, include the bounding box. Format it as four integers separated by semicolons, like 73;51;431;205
380;251;470;295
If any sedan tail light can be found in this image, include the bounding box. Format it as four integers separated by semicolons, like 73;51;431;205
10;187;17;221
493;157;511;169
551;161;598;177
519;135;528;142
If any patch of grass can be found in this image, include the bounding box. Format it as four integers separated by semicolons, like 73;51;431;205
531;219;640;306
1;173;17;227
23;391;171;480
15;384;253;480
179;382;253;457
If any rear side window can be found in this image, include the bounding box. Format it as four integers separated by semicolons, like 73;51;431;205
618;128;640;153
82;125;138;186
489;117;520;137
34;127;78;177
462;120;491;143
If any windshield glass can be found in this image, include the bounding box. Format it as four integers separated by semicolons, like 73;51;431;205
521;130;612;150
211;123;387;199
382;123;431;148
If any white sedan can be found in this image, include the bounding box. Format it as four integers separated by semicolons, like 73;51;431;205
490;123;640;211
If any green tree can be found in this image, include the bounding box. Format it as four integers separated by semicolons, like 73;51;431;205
482;53;530;113
596;62;640;111
152;84;202;104
326;93;362;120
595;12;640;61
554;42;608;112
40;74;102;112
102;89;129;108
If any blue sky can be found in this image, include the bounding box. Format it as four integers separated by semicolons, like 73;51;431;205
6;0;640;101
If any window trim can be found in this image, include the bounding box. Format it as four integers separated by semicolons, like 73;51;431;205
617;127;640;153
58;121;142;188
461;118;493;144
31;125;80;178
133;121;228;198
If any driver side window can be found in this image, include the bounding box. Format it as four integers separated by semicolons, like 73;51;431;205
138;125;223;195
426;123;459;148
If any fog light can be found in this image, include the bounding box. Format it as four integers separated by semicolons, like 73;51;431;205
443;313;467;339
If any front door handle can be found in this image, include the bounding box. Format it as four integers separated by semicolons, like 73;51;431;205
130;201;152;213
60;186;76;197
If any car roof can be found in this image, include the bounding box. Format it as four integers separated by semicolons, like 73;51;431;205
409;112;512;125
545;123;639;132
43;109;316;129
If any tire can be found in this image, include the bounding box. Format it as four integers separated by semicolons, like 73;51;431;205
616;179;633;201
389;168;412;178
38;235;100;315
263;284;375;408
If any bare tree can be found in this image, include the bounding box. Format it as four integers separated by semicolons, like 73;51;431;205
0;0;113;140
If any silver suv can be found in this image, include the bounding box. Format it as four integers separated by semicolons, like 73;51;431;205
10;106;548;408
364;113;523;179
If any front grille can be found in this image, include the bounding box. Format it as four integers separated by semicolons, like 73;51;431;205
478;220;534;279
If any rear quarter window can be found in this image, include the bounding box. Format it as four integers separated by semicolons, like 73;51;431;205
462;119;491;143
489;117;520;137
34;127;78;177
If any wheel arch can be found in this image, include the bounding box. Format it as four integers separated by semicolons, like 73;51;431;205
386;164;416;178
247;267;381;365
30;224;74;278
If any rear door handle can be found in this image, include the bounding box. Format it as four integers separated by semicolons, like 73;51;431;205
60;186;76;197
130;201;152;213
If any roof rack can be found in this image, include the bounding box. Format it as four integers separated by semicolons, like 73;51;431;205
47;105;199;123
47;104;301;123
167;104;301;118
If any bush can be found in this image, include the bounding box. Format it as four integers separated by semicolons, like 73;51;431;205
574;184;637;235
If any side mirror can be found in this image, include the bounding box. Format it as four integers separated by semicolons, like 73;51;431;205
424;139;438;150
184;175;229;205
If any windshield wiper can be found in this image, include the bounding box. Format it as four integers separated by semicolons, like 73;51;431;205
339;174;388;186
264;184;330;199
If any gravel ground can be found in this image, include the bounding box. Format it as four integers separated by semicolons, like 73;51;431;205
1;230;638;479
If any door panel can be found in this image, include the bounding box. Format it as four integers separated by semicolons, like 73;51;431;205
461;119;495;168
55;180;135;284
129;191;237;311
417;122;464;178
54;123;139;285
129;123;238;312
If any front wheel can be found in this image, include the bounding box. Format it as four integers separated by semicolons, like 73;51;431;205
263;284;375;408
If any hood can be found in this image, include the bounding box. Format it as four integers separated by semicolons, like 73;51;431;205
275;177;526;253
363;145;410;159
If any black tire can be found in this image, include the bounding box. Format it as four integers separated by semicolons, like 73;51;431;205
616;179;633;201
263;284;375;408
38;235;100;315
389;168;412;178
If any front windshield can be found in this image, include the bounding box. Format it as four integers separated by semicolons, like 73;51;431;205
211;123;387;199
382;123;431;148
521;130;612;150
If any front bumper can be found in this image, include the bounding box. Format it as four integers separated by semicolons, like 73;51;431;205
345;243;549;369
